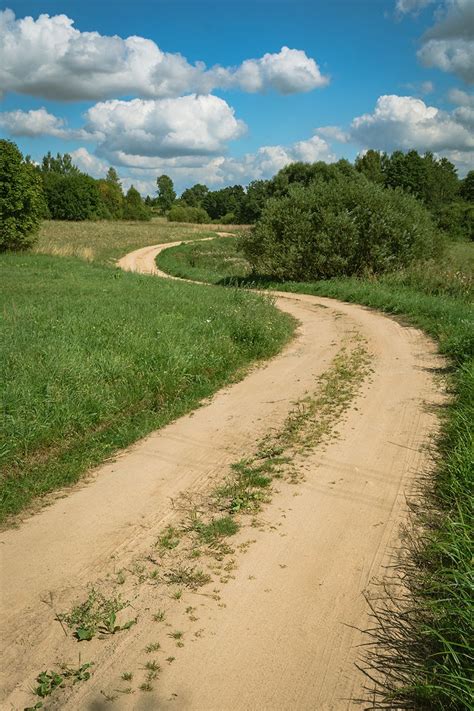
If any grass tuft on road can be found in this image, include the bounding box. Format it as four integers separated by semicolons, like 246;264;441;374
0;252;293;524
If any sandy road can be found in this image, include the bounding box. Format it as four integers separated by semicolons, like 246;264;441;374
0;240;444;710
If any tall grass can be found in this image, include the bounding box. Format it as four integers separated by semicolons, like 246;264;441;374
34;218;244;266
0;252;294;524
156;234;473;710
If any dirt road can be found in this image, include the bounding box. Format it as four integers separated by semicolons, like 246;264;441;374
0;240;444;710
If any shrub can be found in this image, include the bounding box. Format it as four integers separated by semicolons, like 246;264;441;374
167;205;210;224
0;140;44;251
241;175;443;280
43;173;102;221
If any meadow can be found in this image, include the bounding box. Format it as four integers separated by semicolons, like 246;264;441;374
157;234;474;711
0;223;292;524
33;218;250;266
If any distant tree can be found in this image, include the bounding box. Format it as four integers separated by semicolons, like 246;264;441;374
41;151;80;176
181;183;209;208
238;180;271;223
44;173;102;221
460;170;474;202
0;140;44;251
105;166;121;187
123;185;151;221
355;150;386;184
203;185;245;220
96;167;124;218
156;174;176;213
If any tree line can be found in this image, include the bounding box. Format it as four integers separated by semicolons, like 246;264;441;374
1;138;472;252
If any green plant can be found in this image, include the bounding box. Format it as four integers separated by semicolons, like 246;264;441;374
32;662;93;700
167;204;210;223
57;589;136;641
0;140;43;251
241;175;443;280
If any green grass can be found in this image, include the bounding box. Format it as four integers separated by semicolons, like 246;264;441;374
156;235;473;710
156;236;251;284
34;218;244;266
0;252;294;524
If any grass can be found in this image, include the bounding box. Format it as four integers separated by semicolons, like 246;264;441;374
34;217;244;266
156;236;251;284
157;234;473;710
0;250;294;524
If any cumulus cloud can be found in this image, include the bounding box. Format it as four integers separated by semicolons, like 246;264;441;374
418;0;474;83
0;9;329;101
70;147;110;177
350;94;474;153
0;107;67;137
0;107;93;139
315;125;350;143
82;94;246;161
448;87;474;105
70;132;335;194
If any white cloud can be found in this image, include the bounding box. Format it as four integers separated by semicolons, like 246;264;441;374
395;0;434;16
350;94;474;153
70;147;109;177
418;0;474;83
448;87;474;105
70;131;335;195
316;125;350;143
84;94;246;161
0;107;67;137
0;107;93;140
0;9;329;101
228;47;329;94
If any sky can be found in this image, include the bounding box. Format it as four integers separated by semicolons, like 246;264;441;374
0;0;473;195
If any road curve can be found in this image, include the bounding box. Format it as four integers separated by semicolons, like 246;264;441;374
0;239;444;710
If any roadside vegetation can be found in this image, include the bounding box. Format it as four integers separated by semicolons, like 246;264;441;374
0;253;293;524
158;232;473;710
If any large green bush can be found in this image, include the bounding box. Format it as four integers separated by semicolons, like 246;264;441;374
0;140;44;251
241;175;443;280
167;205;210;223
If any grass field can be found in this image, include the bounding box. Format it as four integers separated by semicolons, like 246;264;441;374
34;218;248;266
0;226;292;525
157;234;473;711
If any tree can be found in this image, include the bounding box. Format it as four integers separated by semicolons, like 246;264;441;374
156;174;176;213
105;166;121;188
181;183;209;208
355;150;386;184
238;180;271;223
41;151;79;176
43;173;102;221
97;167;123;218
123;186;151;221
460;171;474;203
0;140;44;251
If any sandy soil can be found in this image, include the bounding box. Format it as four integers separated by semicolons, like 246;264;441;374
0;241;444;710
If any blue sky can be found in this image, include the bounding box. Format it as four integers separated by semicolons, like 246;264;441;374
1;0;473;193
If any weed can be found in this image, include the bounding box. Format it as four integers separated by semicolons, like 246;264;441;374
158;526;181;551
139;682;153;692
121;671;133;681
145;642;161;653
164;565;211;589
153;609;166;622
32;662;93;701
57;589;136;641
